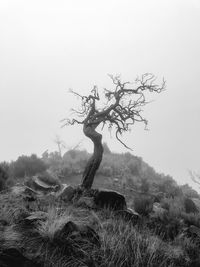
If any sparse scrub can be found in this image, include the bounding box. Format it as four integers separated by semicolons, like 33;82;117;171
10;154;47;179
0;163;9;191
160;196;185;215
1;148;200;266
148;208;184;241
180;212;200;228
0;188;200;266
184;197;198;213
133;195;153;216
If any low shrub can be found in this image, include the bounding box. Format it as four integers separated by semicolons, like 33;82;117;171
133;195;153;216
181;212;200;228
184;197;198;213
148;210;184;241
0;163;9;191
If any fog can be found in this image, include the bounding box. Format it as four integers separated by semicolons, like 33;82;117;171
0;0;200;189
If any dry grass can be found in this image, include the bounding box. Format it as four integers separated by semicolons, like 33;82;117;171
0;189;200;266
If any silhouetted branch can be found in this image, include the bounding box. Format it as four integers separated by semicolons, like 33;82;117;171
64;74;165;149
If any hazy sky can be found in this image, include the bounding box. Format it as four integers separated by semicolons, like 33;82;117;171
0;0;200;189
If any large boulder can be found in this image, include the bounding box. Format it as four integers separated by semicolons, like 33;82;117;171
94;190;127;211
24;173;61;194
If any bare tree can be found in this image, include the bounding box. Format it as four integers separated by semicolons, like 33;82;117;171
54;135;66;157
62;74;165;189
189;170;200;188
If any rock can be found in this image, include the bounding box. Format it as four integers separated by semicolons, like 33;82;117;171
34;176;60;192
22;186;38;202
114;208;140;225
0;248;41;267
24;173;61;194
57;185;75;202
55;221;78;237
184;197;198;213
24;186;38;195
55;221;100;247
25;211;48;222
94;190;127;211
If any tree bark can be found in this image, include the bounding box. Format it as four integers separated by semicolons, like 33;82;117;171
81;124;103;189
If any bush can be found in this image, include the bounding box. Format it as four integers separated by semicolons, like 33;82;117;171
0;162;9;191
160;196;184;215
181;212;200;228
157;176;182;198
10;154;47;178
140;178;150;193
148;209;184;241
133;195;153;216
100;166;113;177
184;198;198;213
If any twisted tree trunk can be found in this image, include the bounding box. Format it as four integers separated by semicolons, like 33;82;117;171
81;124;103;189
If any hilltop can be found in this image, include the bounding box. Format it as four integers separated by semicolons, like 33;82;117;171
0;146;200;266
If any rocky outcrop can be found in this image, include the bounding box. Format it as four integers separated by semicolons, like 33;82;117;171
94;190;127;211
24;174;61;194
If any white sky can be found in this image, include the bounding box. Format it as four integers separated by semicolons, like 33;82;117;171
0;0;200;188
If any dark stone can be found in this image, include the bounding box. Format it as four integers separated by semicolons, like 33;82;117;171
0;248;41;267
94;190;127;211
114;208;140;225
55;221;100;247
55;221;79;238
57;185;75;202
